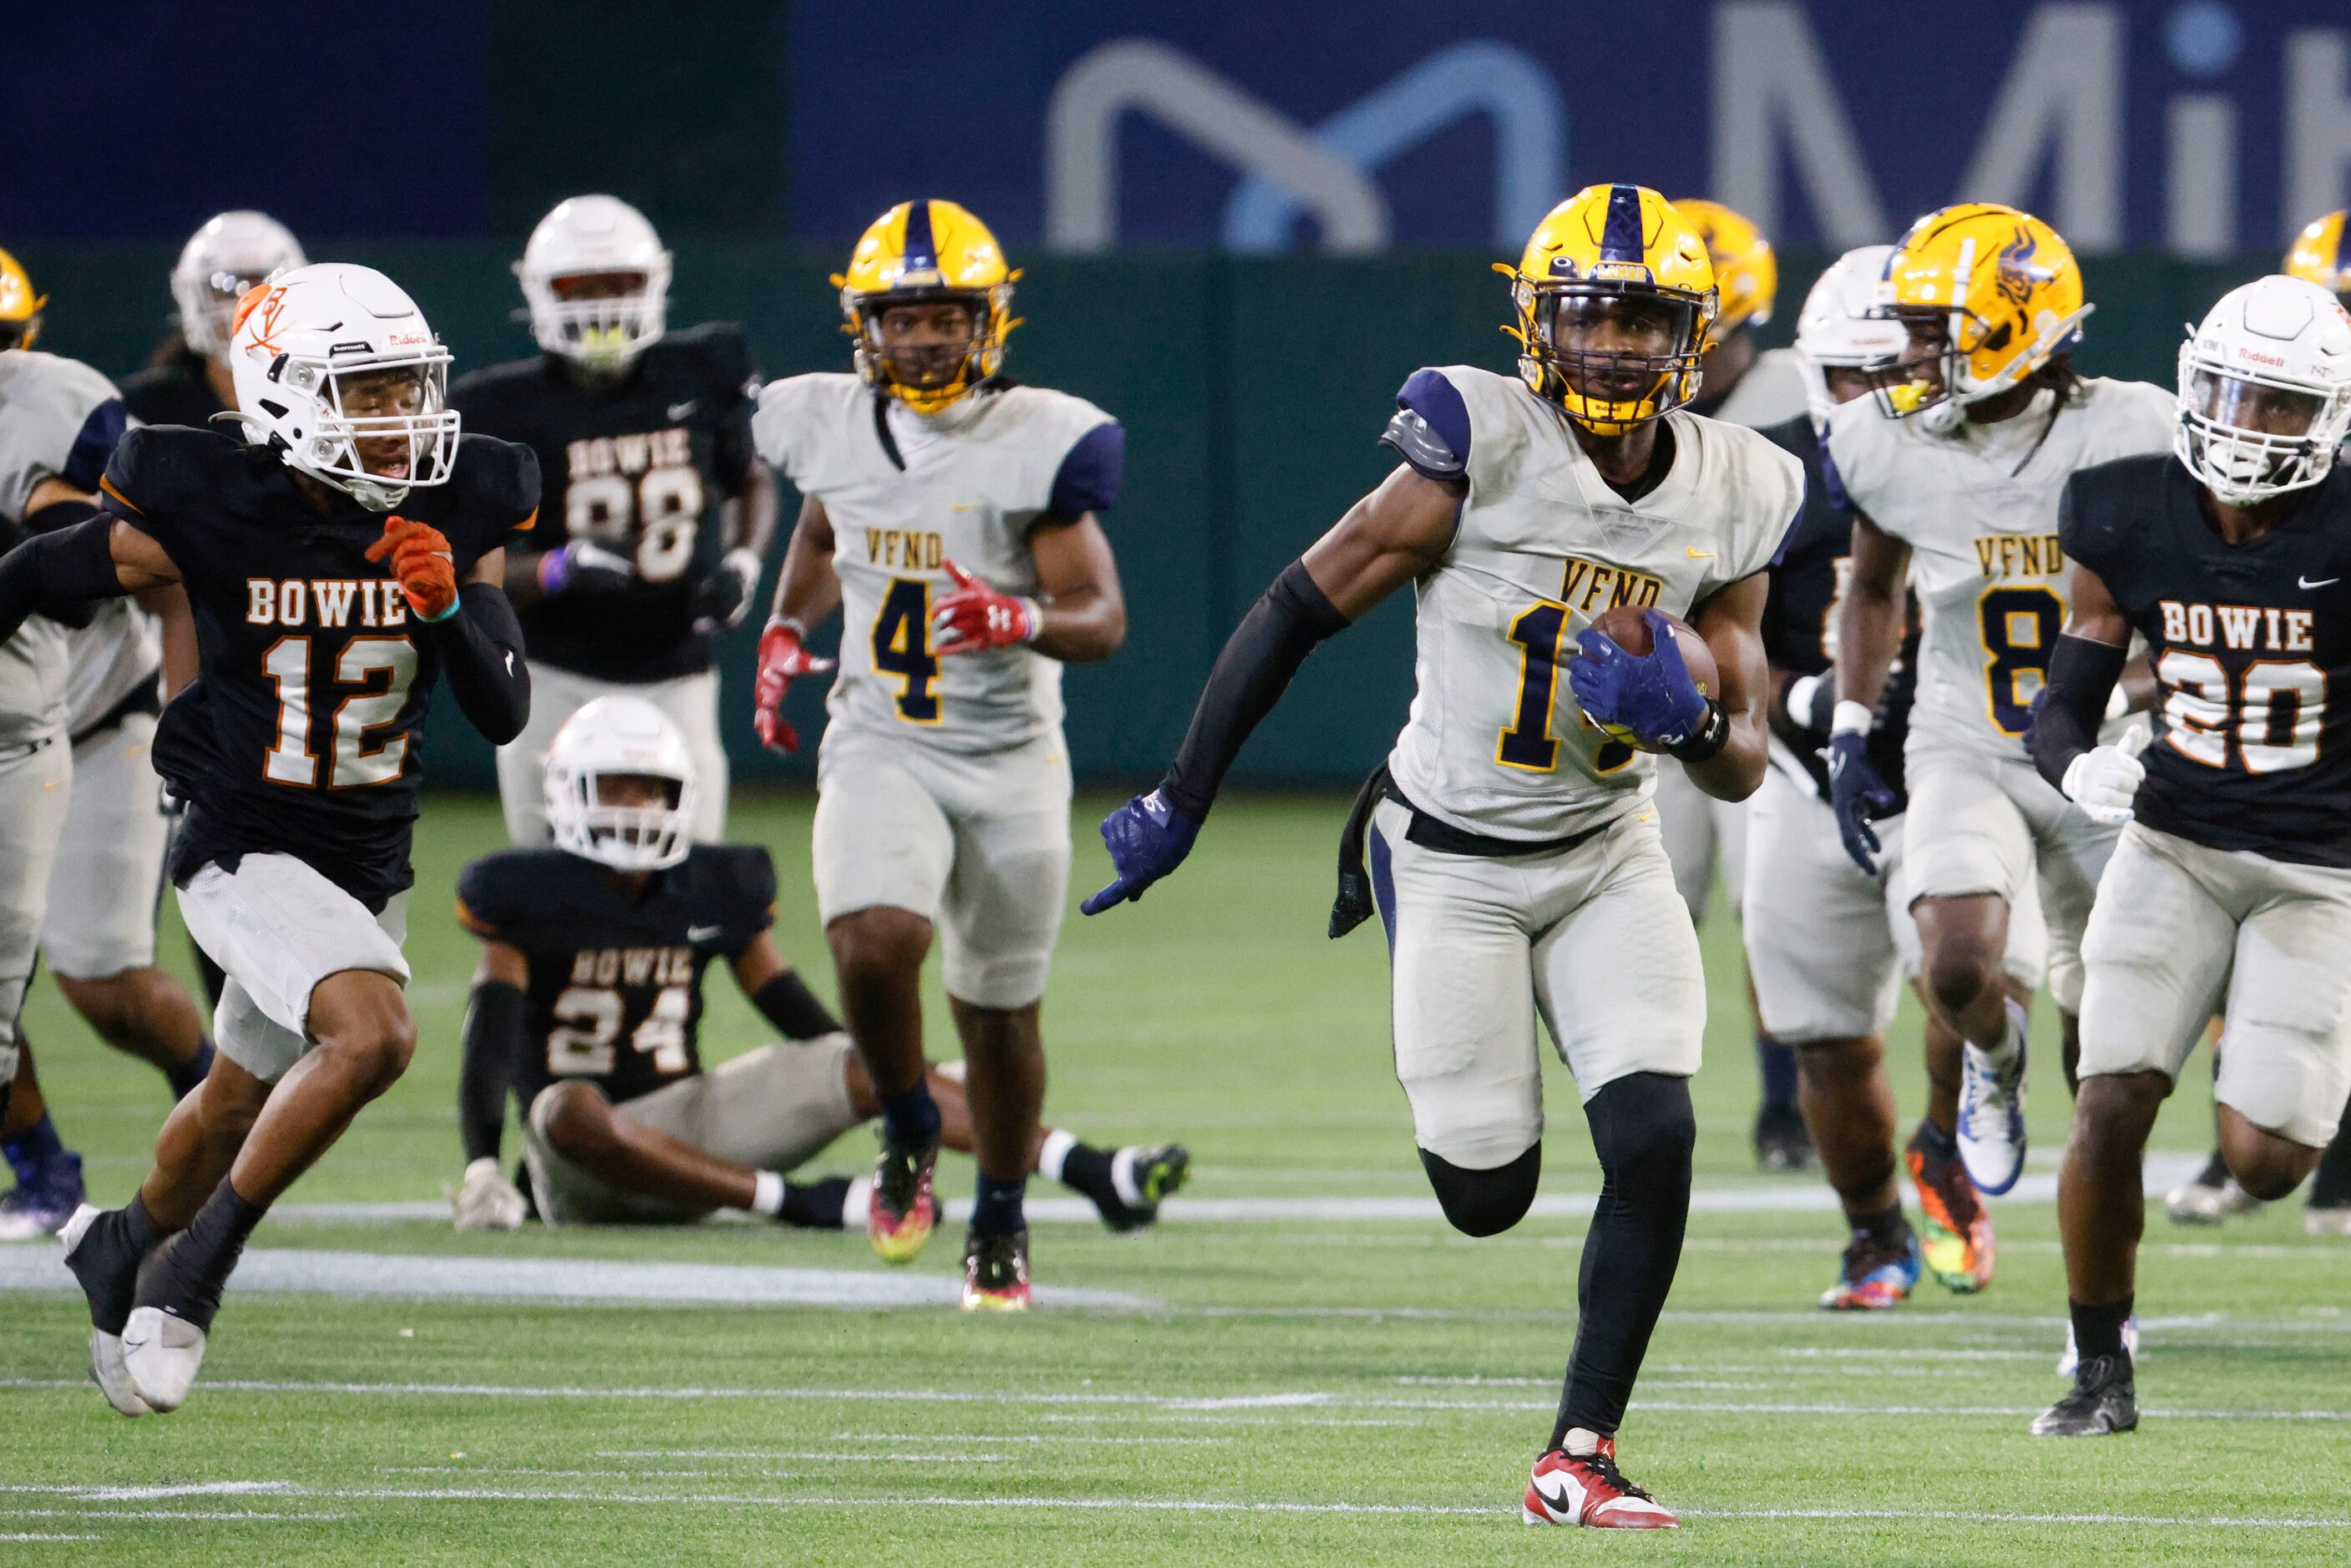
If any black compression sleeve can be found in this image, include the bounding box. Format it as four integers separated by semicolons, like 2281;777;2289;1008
23;497;103;535
751;969;843;1041
424;581;531;745
1160;559;1351;820
0;516;126;643
458;979;526;1165
2030;633;2129;790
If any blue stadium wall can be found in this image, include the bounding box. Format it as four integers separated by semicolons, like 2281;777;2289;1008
8;1;2343;786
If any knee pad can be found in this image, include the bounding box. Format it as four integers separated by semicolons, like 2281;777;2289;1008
1585;1072;1696;1192
1418;1142;1541;1237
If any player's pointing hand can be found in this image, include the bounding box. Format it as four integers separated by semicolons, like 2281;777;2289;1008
751;616;835;756
931;557;1039;655
1081;788;1201;915
366;515;459;620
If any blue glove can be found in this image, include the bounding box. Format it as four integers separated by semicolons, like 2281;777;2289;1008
1567;609;1711;749
1826;731;1899;873
1081;787;1201;915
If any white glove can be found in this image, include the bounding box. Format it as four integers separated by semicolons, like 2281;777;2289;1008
2060;725;2153;824
447;1156;528;1232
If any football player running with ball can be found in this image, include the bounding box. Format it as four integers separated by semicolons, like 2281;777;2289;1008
751;200;1135;1309
448;696;1185;1235
454;195;776;844
2030;277;2351;1435
1827;206;2172;1227
0;264;534;1417
1089;185;1804;1527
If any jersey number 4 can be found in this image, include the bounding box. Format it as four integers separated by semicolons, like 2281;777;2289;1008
548;984;691;1076
872;577;942;723
2159;652;2326;772
1498;602;1633;772
261;635;417;788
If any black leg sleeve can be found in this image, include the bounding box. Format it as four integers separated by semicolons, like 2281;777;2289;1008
0;516;126;643
1555;1073;1696;1444
2030;633;2129;791
422;582;530;745
1160;559;1351;821
751;969;845;1041
458;979;527;1166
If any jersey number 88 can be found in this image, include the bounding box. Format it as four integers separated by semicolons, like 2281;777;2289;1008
565;463;704;583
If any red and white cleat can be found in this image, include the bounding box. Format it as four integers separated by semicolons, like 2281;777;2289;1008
1522;1439;1678;1529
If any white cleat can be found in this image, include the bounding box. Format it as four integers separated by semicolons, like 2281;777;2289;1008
2306;1204;2351;1237
2056;1313;2140;1378
121;1306;207;1414
59;1206;150;1418
1956;999;2030;1196
2166;1168;2261;1227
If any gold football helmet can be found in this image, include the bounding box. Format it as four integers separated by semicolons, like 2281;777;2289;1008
1673;199;1777;335
837;199;1019;414
2285;210;2351;303
1500;184;1718;434
0;248;46;352
1864;202;2089;423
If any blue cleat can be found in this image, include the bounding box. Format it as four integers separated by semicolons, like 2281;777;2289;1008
1819;1227;1923;1312
0;1151;86;1242
1957;999;2030;1196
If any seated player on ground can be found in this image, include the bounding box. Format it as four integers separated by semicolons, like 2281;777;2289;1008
2030;275;2351;1436
448;695;1186;1233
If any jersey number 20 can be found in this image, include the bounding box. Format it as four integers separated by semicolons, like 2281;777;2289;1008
261;635;417;788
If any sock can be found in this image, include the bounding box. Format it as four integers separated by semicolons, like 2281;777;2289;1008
2313;1117;2351;1207
1036;1128;1078;1184
970;1171;1026;1238
749;1170;786;1216
779;1176;852;1230
2069;1294;2134;1363
1850;1199;1909;1251
1980;997;2028;1070
1756;1034;1798;1110
136;1177;265;1332
1562;1426;1603;1458
1913;1115;1958;1158
165;1038;216;1101
122;1191;160;1255
877;1080;941;1150
2;1114;66;1183
1053;1136;1120;1206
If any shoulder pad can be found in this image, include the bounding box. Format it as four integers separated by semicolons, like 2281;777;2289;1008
1382;367;1471;481
98;424;233;520
669;322;759;399
450;435;543;540
456;849;543;938
1047;421;1124;518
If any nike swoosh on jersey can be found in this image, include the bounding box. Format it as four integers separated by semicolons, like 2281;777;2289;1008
687;924;724;942
667;401;698;421
2301;575;2340;589
1686;547;1716;559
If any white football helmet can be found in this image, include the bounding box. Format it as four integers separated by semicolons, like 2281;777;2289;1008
172;211;306;359
1792;245;1906;432
544;695;698;872
516;195;671;372
2176;276;2351;506
227;263;460;512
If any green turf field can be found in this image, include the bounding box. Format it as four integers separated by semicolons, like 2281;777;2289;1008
4;791;2347;1565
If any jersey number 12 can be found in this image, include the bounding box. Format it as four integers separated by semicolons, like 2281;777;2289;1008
261;635;418;788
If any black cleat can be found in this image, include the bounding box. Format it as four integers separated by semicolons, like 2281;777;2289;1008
1753;1102;1815;1171
960;1227;1032;1312
60;1205;155;1417
1093;1143;1191;1232
2030;1350;2138;1436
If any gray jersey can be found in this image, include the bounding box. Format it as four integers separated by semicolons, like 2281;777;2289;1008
1709;345;1808;431
0;351;125;745
754;373;1117;756
1825;378;2174;759
1386;366;1804;841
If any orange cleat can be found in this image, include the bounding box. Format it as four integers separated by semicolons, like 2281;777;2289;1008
1908;1120;1994;1292
1523;1439;1677;1529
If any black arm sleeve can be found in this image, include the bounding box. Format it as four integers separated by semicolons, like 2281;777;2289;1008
751;969;844;1041
458;979;527;1164
2030;633;2130;790
1160;559;1351;820
0;516;127;642
424;581;531;745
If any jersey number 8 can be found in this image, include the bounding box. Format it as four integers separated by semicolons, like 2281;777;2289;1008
1977;585;2063;737
565;463;704;583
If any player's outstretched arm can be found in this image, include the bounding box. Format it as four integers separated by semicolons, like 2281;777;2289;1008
1082;464;1461;914
1681;574;1772;802
2031;563;2146;822
729;934;848;1041
0;514;177;645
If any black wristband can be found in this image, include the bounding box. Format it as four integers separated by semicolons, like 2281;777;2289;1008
752;969;843;1041
1666;700;1732;764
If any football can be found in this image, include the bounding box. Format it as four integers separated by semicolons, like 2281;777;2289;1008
1580;605;1717;750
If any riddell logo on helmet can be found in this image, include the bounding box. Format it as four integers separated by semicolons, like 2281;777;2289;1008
2232;346;2287;367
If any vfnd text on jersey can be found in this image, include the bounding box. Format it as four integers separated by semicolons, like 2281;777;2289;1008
866;528;943;570
245;578;412;629
1973;533;2064;579
2160;600;2317;654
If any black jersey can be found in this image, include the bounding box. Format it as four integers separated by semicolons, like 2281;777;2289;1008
96;425;539;911
120;346;228;432
450;324;761;683
2063;455;2351;867
1757;415;1915;806
457;843;777;1107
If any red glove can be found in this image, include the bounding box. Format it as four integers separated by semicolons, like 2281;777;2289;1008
365;516;459;620
931;558;1039;655
751;617;836;754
